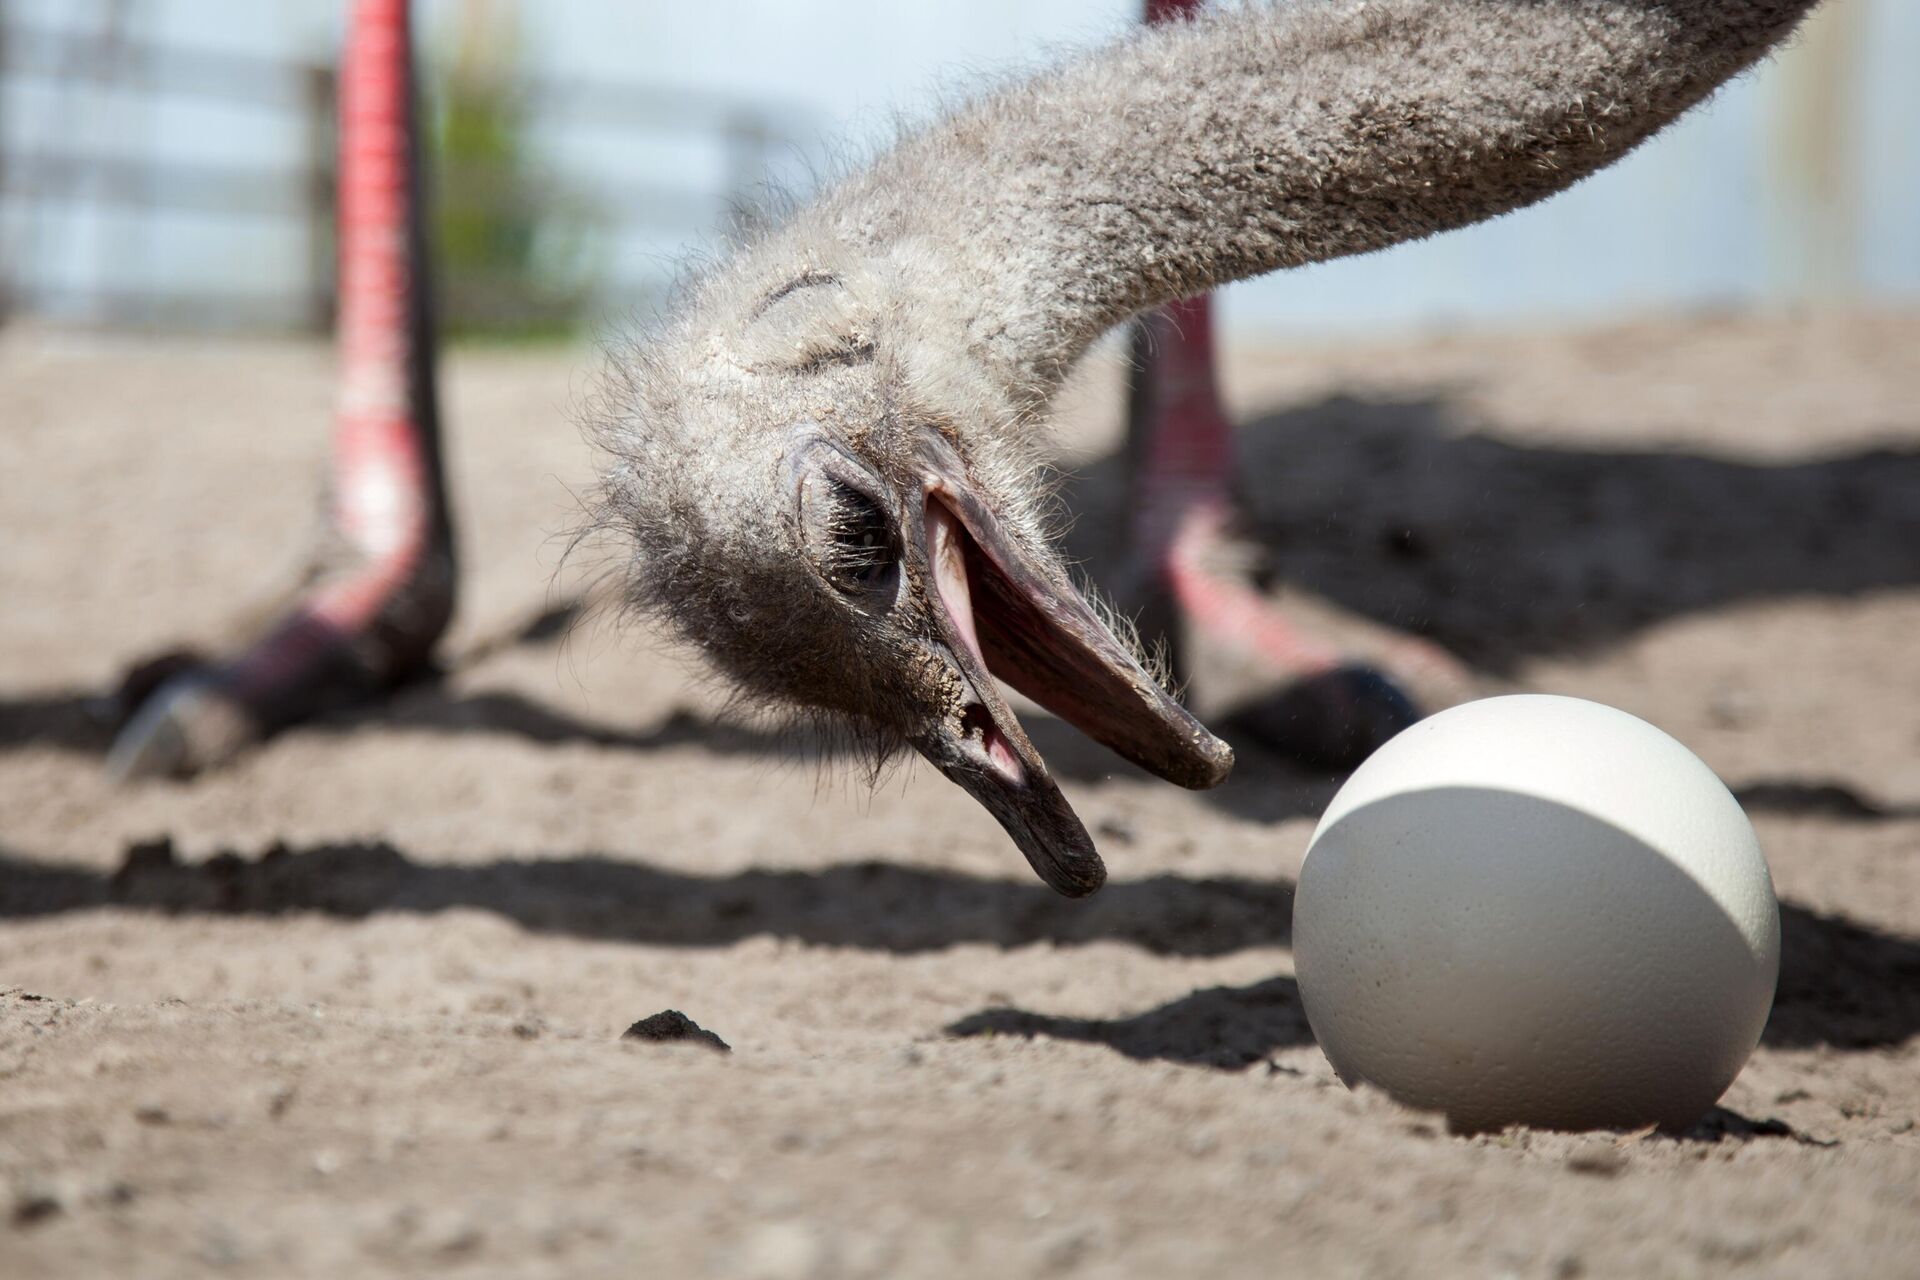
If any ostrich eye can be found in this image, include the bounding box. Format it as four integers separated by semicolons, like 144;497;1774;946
791;442;901;607
825;484;899;597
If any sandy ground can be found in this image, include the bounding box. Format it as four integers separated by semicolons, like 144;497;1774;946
2;309;1918;1278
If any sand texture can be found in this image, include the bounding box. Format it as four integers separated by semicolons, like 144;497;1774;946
2;310;1917;1277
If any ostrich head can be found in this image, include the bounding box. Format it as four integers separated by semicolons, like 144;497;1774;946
597;250;1229;898
594;0;1818;896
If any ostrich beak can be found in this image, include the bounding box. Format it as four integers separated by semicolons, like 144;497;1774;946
905;438;1233;896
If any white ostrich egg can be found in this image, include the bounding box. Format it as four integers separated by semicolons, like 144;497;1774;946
1293;694;1779;1132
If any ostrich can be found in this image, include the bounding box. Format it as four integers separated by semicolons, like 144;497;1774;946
593;0;1821;898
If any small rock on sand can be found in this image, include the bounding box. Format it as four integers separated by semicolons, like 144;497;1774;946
621;1010;730;1053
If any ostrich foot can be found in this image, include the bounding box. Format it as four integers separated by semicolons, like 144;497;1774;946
1218;665;1421;772
107;548;454;780
1149;503;1473;770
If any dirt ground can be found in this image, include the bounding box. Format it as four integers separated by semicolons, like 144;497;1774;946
2;308;1917;1278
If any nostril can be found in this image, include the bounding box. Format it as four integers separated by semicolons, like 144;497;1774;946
959;702;994;744
959;701;1026;784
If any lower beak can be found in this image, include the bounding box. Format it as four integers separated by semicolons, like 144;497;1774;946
905;437;1232;896
908;696;1108;897
907;494;1105;896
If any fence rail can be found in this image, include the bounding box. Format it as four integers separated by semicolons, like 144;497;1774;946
0;15;808;333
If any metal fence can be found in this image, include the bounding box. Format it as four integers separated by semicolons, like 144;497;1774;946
0;14;808;333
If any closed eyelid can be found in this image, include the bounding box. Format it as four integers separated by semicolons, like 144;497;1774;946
748;270;841;321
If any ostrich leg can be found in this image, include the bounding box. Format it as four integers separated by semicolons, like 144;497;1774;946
109;0;454;779
1124;0;1467;770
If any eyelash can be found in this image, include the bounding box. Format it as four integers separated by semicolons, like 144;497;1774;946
829;489;896;591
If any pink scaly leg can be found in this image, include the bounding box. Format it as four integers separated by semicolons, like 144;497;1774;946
1130;0;1466;766
109;0;454;778
1126;298;1473;768
1131;297;1338;679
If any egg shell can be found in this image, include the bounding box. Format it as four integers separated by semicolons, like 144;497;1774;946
1294;694;1779;1132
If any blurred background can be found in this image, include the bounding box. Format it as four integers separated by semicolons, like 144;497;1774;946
1;0;1915;343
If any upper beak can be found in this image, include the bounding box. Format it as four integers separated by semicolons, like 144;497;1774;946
904;435;1233;897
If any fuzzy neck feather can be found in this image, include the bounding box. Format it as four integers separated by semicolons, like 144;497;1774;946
734;0;1814;415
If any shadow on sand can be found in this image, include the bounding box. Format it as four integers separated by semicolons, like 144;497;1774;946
948;975;1313;1068
1062;392;1920;674
2;834;1915;1053
945;888;1920;1067
0;836;1292;959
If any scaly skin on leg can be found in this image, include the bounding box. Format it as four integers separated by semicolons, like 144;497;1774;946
1125;0;1462;769
1124;296;1476;769
109;0;454;779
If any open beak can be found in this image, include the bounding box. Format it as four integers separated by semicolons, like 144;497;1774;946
905;437;1233;897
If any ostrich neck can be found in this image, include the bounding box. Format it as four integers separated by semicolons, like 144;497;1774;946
799;0;1815;408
